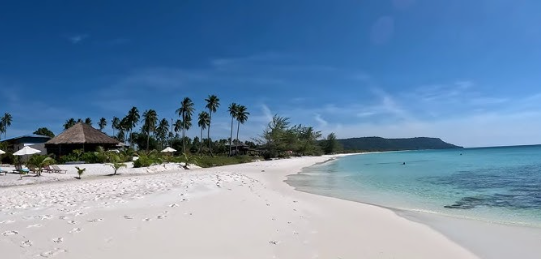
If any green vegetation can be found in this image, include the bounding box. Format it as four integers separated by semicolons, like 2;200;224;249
338;137;462;152
33;127;55;138
0;113;13;140
98;118;107;132
176;97;195;154
27;155;56;176
75;166;86;179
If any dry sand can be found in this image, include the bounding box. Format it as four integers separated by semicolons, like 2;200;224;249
0;156;479;258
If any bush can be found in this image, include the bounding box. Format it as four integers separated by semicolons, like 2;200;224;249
133;153;163;168
1;152;15;164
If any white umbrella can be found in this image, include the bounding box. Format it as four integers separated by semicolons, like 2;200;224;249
13;146;41;163
161;147;176;153
0;149;5;155
13;146;41;156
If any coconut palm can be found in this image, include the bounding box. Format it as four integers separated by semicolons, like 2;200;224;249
64;118;76;130
125;107;140;148
205;95;220;154
98;117;107;132
173;119;182;136
235;105;249;153
176;97;195;154
142;109;158;152
197;111;210;153
0;113;12;139
156;118;170;149
84;117;92;126
111;116;120;137
228;103;239;156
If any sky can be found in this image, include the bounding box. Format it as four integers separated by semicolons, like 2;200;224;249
1;0;540;147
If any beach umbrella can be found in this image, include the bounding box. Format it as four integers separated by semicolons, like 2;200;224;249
14;146;41;162
0;149;5;155
161;147;176;153
14;146;41;156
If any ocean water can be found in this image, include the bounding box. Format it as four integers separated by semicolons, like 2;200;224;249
286;145;541;227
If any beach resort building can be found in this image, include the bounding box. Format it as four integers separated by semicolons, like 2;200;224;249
45;122;121;157
0;134;51;154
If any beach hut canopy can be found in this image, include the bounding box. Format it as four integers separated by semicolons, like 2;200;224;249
45;123;121;156
46;123;120;145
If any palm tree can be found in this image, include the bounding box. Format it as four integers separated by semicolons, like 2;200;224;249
235;105;249;154
98;117;107;132
228;103;239;156
111;117;120;137
197;111;210;153
173;119;182;137
64;118;76;130
156;118;170;149
205;95;220;154
84;117;92;126
142;109;158;152
176;97;195;154
1;113;13;139
125;107;140;148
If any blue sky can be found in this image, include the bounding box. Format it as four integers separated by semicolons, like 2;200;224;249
1;0;540;147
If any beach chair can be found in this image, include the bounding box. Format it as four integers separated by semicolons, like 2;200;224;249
43;165;54;173
28;165;40;174
51;165;67;174
14;164;30;174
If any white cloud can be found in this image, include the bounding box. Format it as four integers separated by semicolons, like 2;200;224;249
67;34;89;44
371;16;395;45
314;114;328;128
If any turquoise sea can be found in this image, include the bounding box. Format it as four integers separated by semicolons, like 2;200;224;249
287;145;541;227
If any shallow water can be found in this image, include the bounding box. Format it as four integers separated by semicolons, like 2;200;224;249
287;146;541;227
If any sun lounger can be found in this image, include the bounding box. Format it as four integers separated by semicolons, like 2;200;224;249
28;165;40;174
43;165;54;173
51;165;67;174
14;164;30;174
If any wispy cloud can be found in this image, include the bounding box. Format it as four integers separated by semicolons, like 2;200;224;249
67;34;89;44
371;16;394;45
314;114;328;128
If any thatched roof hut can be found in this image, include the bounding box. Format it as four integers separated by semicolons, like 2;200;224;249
46;123;121;157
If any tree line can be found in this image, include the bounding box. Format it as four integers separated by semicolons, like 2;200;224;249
61;95;250;155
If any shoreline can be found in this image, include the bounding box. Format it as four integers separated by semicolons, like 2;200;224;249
1;156;477;258
286;154;541;259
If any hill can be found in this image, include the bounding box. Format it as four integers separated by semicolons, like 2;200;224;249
338;137;462;151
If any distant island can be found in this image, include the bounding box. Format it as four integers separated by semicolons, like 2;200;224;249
338;137;462;152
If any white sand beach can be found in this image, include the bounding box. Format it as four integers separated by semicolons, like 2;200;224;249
1;156;480;258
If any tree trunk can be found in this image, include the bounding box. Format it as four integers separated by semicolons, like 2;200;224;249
229;117;234;156
199;128;203;153
146;131;150;152
236;121;240;155
182;113;187;154
208;111;213;156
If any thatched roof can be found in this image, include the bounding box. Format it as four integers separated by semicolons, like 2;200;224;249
46;123;120;145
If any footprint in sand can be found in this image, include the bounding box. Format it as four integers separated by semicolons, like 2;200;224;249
87;218;103;223
142;218;151;222
169;203;179;208
156;215;167;220
21;240;33;247
40;215;53;220
39;248;67;258
27;224;43;228
2;230;18;236
68;220;77;225
52;237;64;243
123;216;133;220
69;228;82;234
